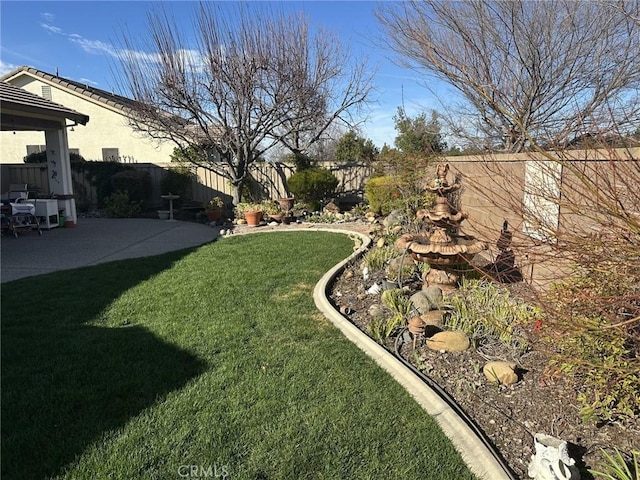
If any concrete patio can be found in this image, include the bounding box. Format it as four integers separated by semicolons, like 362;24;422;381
1;217;219;283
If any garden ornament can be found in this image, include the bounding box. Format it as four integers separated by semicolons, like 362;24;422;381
394;163;486;292
527;433;580;480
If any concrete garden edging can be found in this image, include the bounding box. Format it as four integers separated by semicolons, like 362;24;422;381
310;227;513;480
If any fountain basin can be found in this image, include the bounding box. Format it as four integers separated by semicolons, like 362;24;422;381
396;232;487;265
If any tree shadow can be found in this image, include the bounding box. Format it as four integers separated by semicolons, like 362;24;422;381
1;249;207;480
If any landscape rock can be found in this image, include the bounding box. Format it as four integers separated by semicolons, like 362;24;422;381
410;291;434;314
368;304;385;320
422;286;443;307
323;201;340;213
388;256;412;272
420;309;445;327
362;267;370;281
383;209;406;228
483;361;519;385
376;238;385;248
426;331;470;352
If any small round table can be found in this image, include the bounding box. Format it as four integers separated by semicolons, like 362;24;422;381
160;194;180;222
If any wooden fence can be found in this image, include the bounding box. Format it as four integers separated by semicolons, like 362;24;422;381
5;161;374;210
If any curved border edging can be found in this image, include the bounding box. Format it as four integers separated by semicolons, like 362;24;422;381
311;228;512;480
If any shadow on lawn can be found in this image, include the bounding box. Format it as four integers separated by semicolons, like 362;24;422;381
0;249;207;480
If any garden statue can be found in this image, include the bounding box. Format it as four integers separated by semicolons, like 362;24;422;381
527;433;581;480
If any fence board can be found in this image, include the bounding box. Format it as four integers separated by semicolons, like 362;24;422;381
6;161;371;210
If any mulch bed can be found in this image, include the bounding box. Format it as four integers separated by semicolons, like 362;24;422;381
326;234;639;480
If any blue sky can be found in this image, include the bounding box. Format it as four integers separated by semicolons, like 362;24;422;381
0;1;451;148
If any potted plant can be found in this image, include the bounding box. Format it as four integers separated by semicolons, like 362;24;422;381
235;202;263;227
261;200;283;222
278;196;295;212
204;196;224;222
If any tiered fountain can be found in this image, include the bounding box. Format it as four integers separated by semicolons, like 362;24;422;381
395;163;487;293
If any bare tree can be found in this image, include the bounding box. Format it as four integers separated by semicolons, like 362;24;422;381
115;3;372;204
272;25;373;158
377;0;640;152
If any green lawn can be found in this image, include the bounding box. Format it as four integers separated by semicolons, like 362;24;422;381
1;231;476;480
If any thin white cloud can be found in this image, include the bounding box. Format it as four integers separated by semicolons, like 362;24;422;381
38;21;161;65
41;12;55;22
0;60;19;77
40;23;63;34
79;78;99;86
69;37;118;57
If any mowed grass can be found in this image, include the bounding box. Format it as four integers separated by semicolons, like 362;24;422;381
1;231;476;480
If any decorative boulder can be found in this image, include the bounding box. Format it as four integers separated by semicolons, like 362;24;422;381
420;309;445;327
383;209;406;228
410;291;434;314
483;361;519;385
323;201;340;213
422;286;443;307
368;304;385;320
426;331;470;352
386;256;414;282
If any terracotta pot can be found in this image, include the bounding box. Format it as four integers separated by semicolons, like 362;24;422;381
206;209;222;222
244;210;263;227
268;213;284;223
278;197;295;211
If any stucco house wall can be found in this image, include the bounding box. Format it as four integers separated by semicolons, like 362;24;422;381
1;67;176;164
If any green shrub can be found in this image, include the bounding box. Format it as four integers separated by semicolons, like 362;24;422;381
541;266;640;423
287;167;338;211
369;314;406;344
24;151;86;164
365;176;404;215
110;170;152;207
103;191;142;218
72;161;135;207
160;167;193;206
363;245;398;271
589;448;639;480
364;175;435;216
381;288;412;316
548;317;639;423
445;279;537;352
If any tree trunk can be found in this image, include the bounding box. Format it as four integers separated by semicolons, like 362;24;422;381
231;178;244;206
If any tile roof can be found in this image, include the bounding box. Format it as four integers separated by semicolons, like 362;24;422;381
0;81;90;125
0;66;139;112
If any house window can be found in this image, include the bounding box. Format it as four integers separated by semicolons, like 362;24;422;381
102;148;120;162
41;85;52;101
26;145;46;155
